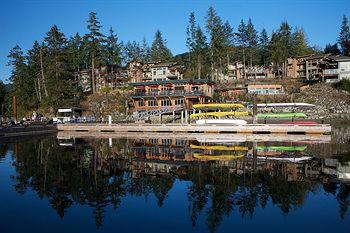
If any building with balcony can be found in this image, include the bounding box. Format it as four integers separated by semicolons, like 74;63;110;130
130;79;214;112
287;54;350;82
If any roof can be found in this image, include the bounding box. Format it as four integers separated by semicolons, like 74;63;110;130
150;62;177;68
129;79;214;86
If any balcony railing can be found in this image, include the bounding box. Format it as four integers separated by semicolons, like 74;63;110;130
324;69;339;75
132;90;206;97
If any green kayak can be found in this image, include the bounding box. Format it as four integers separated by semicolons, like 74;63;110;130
257;112;307;118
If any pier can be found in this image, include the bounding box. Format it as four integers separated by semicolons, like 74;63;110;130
57;123;331;135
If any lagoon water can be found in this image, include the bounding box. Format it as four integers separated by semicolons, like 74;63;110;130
0;127;349;233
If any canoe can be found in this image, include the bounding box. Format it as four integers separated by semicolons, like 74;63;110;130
190;111;249;118
196;119;248;125
257;112;307;118
193;103;245;109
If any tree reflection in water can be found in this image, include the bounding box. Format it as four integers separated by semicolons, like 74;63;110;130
1;136;349;232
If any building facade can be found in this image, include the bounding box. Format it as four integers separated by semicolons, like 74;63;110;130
130;79;214;112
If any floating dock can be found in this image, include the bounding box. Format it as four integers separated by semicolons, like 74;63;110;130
57;123;331;135
0;125;57;138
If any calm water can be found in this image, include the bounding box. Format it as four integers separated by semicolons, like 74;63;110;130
1;128;350;233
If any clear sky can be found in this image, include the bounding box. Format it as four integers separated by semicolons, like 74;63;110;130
1;0;349;82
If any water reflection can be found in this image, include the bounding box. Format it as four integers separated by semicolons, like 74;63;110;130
1;133;350;232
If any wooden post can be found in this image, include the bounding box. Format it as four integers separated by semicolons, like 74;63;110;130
12;96;17;123
252;94;257;124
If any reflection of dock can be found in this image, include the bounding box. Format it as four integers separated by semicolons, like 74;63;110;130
57;131;331;143
57;123;331;134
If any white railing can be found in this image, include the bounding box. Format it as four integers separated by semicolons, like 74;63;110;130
324;69;339;75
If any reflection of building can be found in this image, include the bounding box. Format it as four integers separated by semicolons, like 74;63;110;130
322;159;350;181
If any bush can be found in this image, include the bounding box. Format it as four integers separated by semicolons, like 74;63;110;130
333;79;350;92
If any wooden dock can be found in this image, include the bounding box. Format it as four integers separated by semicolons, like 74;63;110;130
0;125;57;138
57;123;331;135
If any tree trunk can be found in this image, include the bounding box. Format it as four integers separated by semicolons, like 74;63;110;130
39;47;49;97
242;46;246;79
92;54;96;94
197;54;201;79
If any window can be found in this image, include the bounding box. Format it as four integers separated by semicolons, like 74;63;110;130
138;100;145;107
175;99;184;105
161;99;172;106
148;100;158;107
153;70;156;75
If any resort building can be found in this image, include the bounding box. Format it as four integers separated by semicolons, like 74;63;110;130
129;79;214;112
287;54;350;81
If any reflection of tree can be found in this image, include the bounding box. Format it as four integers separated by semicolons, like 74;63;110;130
6;137;350;232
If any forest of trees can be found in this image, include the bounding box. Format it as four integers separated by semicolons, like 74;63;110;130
3;8;350;118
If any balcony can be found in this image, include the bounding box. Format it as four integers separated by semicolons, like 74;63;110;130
323;69;339;75
131;90;206;98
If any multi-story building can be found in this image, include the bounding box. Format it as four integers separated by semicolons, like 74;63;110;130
130;79;214;112
287;54;350;81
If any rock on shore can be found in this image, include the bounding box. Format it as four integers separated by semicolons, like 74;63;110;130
294;83;350;119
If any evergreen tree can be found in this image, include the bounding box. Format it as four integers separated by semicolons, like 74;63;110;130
338;15;350;56
67;33;83;73
205;6;231;79
259;28;270;65
140;37;151;63
7;45;33;116
193;25;208;79
27;40;43;104
150;30;172;62
324;43;341;55
236;19;248;78
124;40;143;62
105;27;122;67
186;12;197;73
85;12;106;93
44;25;79;109
291;27;310;56
246;18;258;67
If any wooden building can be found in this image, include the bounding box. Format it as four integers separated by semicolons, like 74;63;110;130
130;79;214;112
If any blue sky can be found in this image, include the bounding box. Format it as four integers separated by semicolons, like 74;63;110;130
1;0;349;82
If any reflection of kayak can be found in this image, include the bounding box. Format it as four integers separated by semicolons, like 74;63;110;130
256;146;307;151
190;144;248;151
257;113;307;118
257;156;311;163
194;153;245;161
196;119;248;125
282;121;318;125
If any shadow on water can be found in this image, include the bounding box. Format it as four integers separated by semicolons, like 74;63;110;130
0;127;349;232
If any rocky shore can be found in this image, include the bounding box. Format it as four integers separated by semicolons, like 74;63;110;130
294;83;350;119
